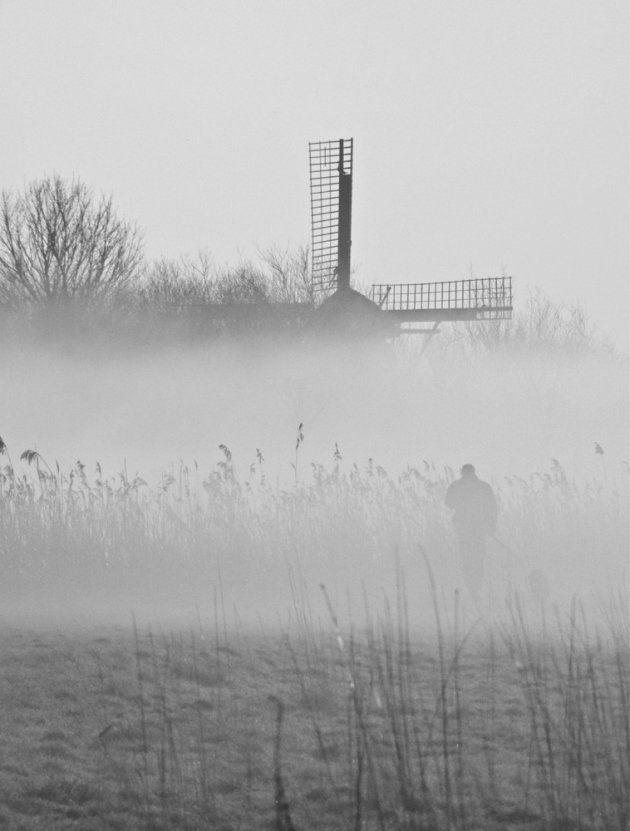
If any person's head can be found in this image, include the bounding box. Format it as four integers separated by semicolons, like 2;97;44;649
461;464;476;478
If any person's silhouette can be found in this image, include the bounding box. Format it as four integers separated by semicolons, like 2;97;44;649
445;464;497;600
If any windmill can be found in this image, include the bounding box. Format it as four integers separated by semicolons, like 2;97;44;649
308;137;513;339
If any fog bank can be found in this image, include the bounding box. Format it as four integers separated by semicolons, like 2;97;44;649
2;336;627;486
1;333;627;631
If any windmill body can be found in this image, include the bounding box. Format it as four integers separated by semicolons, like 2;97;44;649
308;137;513;340
185;137;512;342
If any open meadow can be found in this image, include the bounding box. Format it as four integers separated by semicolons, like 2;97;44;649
0;594;627;831
0;319;628;829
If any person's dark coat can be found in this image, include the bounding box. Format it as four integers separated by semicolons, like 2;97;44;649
445;474;497;541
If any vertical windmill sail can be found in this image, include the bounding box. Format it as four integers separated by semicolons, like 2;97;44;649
307;136;512;336
309;139;353;296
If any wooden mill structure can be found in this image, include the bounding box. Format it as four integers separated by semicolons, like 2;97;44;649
308;137;513;339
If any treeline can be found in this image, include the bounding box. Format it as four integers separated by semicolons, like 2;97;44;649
0;175;315;345
0;176;312;308
0;175;614;355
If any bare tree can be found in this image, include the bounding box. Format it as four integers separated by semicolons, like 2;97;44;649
0;176;143;309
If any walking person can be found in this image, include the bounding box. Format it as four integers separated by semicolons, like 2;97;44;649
445;464;497;601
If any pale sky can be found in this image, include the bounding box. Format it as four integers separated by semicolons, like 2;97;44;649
1;0;628;346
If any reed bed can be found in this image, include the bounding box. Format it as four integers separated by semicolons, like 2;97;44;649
0;437;627;829
0;439;626;617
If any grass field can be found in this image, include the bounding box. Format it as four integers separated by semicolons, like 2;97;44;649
0;440;628;829
0;591;627;830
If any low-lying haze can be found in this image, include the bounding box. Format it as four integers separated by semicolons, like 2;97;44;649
3;336;626;486
1;328;627;630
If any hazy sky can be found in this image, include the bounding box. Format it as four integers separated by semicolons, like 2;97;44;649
1;1;628;345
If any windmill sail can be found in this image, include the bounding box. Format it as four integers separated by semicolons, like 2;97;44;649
309;139;353;296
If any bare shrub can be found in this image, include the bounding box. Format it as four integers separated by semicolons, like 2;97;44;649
260;244;313;304
136;245;312;313
444;287;613;356
135;252;217;312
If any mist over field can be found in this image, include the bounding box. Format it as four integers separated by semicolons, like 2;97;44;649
1;326;627;629
0;5;627;824
2;332;627;484
1;324;628;830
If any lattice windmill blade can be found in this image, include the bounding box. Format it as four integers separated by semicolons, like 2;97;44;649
309;138;353;296
370;277;513;322
307;137;512;338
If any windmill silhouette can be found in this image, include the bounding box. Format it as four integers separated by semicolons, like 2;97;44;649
308;137;513;340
